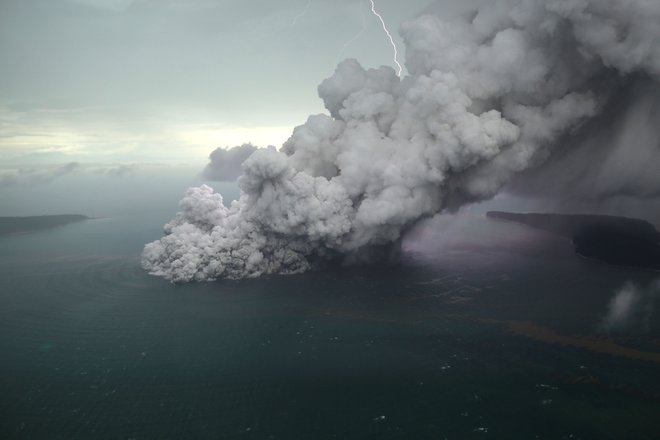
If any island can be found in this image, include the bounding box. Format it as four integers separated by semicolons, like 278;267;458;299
486;211;660;270
0;215;90;235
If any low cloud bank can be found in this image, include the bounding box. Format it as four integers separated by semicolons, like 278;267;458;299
0;162;79;187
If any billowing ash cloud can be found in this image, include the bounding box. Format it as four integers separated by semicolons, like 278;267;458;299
143;0;660;282
201;143;260;182
0;162;79;187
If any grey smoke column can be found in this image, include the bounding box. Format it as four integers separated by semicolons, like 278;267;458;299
143;0;660;282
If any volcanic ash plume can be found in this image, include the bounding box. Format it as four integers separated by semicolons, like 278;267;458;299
143;0;660;282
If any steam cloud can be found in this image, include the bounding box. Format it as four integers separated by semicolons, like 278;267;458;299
601;280;659;332
143;0;660;282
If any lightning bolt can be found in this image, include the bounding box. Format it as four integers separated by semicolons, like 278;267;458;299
369;0;402;76
338;2;367;60
291;0;313;27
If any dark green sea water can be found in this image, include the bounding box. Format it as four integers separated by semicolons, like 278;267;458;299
1;212;659;439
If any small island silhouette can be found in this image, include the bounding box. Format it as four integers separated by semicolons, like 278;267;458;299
487;211;660;270
0;215;89;235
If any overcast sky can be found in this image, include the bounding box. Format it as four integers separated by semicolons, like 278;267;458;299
0;0;479;166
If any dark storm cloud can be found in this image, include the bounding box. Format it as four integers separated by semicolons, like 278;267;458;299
507;78;660;202
201;144;259;182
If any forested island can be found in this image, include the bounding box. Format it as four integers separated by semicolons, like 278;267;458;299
0;215;89;235
487;211;660;270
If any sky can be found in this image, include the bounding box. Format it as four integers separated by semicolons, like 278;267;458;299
0;0;475;166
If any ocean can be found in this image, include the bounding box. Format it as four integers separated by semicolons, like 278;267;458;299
1;211;659;439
